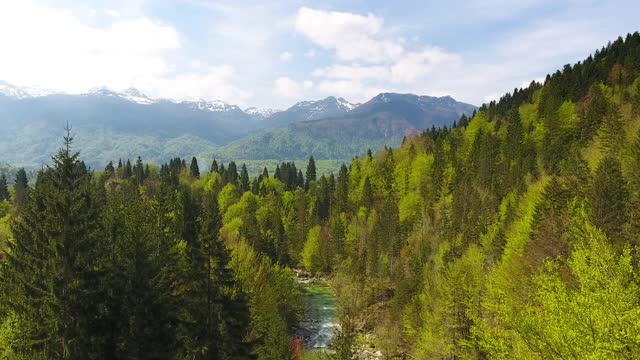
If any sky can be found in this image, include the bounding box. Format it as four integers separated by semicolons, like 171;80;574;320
0;1;638;109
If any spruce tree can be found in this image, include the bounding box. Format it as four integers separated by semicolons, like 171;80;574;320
305;156;316;189
297;170;304;189
135;156;145;183
590;156;629;244
190;156;200;178
124;159;133;178
226;162;238;184
0;174;9;202
105;161;115;176
3;129;104;358
239;164;250;193
13;168;29;210
211;159;219;174
198;191;253;359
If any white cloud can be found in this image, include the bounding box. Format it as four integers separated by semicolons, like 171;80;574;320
293;7;467;103
295;7;403;63
390;47;462;83
279;51;293;62
0;1;251;104
274;77;313;98
312;64;390;82
140;64;253;104
304;49;316;58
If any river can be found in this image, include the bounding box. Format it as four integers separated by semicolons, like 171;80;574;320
297;283;338;352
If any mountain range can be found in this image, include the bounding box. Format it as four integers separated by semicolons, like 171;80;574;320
0;81;476;167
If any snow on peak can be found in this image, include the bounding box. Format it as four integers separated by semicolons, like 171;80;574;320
183;99;242;112
86;87;156;105
121;87;155;105
0;82;57;99
244;107;281;118
336;97;358;111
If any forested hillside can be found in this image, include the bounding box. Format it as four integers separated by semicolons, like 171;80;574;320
1;32;640;359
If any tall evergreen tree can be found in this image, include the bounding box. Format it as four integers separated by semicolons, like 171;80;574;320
3;129;104;358
211;159;219;174
105;161;115;176
590;156;629;244
135;156;145;183
239;164;250;193
0;174;9;202
305;156;316;189
124;159;133;179
198;191;253;359
13;168;29;210
190;156;200;178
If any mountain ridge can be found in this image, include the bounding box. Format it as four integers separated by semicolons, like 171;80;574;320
0;80;477;166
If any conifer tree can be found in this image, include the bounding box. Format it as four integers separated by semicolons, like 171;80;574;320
262;166;269;179
105;161;115;176
200;191;253;359
0;174;9;202
590;156;629;244
306;156;316;189
226;162;238;184
362;176;374;209
13;168;29;210
274;165;281;180
211;159;219;174
190;156;200;178
135;156;145;183
239;164;250;193
3;129;104;358
124;159;133;178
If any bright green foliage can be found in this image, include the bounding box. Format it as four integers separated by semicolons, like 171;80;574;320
2;32;640;360
516;210;640;359
302;225;323;273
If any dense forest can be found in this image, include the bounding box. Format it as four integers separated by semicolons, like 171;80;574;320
2;32;640;359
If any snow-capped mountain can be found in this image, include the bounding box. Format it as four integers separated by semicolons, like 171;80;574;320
244;107;282;120
0;81;57;99
86;87;158;105
288;96;358;120
183;99;244;113
264;96;359;128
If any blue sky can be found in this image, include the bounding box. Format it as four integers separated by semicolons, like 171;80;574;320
0;0;638;109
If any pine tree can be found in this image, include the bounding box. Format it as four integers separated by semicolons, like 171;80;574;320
211;159;219;174
0;174;9;202
190;156;200;178
274;165;281;180
335;164;349;213
297;170;304;189
13;168;29;210
105;161;115;176
135;156;145;183
3;129;104;358
305;156;316;189
226;162;238;184
262;167;269;179
198;191;253;359
590;156;629;244
239;164;250;193
362;176;374;209
124;159;133;178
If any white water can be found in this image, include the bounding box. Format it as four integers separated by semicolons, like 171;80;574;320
298;285;338;349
